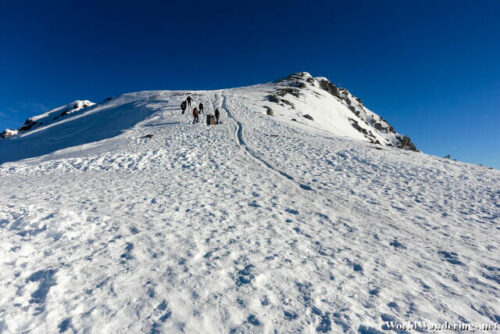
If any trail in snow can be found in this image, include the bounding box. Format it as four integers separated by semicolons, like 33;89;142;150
220;92;314;191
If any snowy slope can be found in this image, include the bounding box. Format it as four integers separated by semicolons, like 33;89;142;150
18;100;95;132
0;75;498;333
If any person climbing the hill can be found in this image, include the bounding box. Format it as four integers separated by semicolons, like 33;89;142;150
199;102;204;114
214;108;220;124
186;96;192;107
180;100;187;114
192;107;199;124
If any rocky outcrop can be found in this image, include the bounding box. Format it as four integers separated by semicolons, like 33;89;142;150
0;129;18;139
318;79;341;99
316;76;418;151
395;135;418;152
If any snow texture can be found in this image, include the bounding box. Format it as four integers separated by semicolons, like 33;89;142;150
0;74;498;333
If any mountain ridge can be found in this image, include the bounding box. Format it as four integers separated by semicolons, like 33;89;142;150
1;72;417;155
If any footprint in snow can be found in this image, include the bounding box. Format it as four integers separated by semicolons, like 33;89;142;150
284;310;298;320
236;264;255;286
438;250;464;265
247;314;260;326
120;242;134;263
26;269;57;313
311;307;332;333
389;238;406;249
58;318;72;333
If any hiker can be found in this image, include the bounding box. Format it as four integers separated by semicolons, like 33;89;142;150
180;100;187;114
192;107;199;124
199;102;204;114
186;96;192;107
214;108;220;124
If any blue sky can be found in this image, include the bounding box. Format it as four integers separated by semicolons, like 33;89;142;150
1;0;499;167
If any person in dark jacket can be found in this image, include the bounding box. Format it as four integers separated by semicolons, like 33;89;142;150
181;100;187;114
199;102;204;114
214;108;220;124
192;108;199;124
186;96;192;106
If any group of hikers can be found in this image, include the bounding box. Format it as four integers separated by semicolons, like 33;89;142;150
180;96;221;125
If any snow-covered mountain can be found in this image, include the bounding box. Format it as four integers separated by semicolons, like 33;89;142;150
0;73;498;333
0;73;416;154
1;100;95;139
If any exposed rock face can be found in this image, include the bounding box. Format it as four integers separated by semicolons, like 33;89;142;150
319;79;341;99
266;94;295;109
395;135;418;152
18;119;37;132
275;72;420;152
315;76;418;151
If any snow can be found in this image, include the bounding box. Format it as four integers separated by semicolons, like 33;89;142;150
0;77;498;333
29;100;95;123
0;129;18;139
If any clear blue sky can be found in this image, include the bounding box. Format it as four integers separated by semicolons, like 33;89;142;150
1;0;499;168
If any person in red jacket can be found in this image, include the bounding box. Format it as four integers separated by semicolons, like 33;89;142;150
192;108;199;124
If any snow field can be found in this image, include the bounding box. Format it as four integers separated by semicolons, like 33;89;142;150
0;84;498;333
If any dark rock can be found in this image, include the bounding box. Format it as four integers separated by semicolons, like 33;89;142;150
18;118;36;132
395;135;418;152
319;79;341;99
379;117;395;133
373;122;384;131
295;82;307;89
349;118;368;135
280;99;295;108
267;94;280;103
303;114;314;121
264;106;274;116
278;72;311;82
276;87;300;98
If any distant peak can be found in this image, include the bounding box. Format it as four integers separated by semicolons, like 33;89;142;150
290;71;312;78
275;72;313;83
285;72;313;81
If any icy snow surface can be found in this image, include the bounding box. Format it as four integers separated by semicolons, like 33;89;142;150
0;77;498;333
